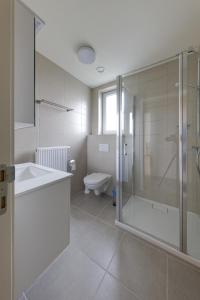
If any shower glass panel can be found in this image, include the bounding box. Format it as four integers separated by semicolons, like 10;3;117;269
118;56;180;248
186;52;200;260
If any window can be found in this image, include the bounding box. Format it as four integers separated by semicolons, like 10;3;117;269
102;90;117;134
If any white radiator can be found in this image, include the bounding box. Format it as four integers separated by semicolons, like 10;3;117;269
36;146;70;172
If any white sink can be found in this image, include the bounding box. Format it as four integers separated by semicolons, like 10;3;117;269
15;162;72;196
15;165;51;182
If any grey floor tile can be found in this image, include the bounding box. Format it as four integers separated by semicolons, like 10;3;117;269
94;273;139;300
97;201;116;227
76;192;111;216
71;207;123;269
71;191;89;207
108;233;167;300
70;206;95;249
27;245;105;300
168;255;200;300
70;205;96;243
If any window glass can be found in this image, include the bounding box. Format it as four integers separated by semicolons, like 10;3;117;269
102;91;117;134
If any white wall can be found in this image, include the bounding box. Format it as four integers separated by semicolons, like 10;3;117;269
15;52;91;194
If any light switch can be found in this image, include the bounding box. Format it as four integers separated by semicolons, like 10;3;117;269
99;144;109;152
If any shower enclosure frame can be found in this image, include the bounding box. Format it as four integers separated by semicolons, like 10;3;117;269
116;50;200;264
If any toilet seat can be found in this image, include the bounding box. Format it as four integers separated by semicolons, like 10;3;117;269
84;173;111;187
83;173;112;195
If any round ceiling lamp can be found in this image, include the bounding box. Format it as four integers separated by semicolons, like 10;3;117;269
78;46;96;64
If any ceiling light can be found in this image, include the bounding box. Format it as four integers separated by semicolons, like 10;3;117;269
78;46;96;64
96;66;105;73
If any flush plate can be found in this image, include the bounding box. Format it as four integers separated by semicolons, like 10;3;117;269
99;144;109;152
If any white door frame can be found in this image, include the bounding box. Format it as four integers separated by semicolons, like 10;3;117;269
0;0;14;299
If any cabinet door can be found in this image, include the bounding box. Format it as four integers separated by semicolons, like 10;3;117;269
15;1;35;128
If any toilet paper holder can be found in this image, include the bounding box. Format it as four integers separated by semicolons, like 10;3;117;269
68;160;76;172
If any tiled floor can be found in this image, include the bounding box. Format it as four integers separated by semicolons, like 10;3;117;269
23;192;139;300
19;191;200;300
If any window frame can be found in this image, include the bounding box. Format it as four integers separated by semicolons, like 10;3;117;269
101;89;117;135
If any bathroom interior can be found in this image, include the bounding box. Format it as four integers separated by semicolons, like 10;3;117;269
8;0;200;299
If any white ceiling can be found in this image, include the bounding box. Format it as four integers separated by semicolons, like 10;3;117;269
22;0;200;88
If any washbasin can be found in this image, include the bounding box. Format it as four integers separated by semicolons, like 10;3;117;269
15;165;51;183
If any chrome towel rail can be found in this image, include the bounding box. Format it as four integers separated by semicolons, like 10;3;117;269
35;99;74;112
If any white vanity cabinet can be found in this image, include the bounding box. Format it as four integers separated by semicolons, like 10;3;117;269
14;163;71;299
15;1;39;129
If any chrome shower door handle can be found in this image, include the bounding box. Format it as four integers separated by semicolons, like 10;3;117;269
192;146;200;176
197;148;200;176
197;59;200;136
123;143;128;156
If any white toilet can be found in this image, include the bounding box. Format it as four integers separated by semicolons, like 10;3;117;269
84;173;112;196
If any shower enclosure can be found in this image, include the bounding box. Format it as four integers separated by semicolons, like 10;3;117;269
116;51;200;261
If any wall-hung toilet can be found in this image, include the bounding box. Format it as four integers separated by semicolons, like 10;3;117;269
84;173;112;196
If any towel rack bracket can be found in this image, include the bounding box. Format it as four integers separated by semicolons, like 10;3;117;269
35;99;74;112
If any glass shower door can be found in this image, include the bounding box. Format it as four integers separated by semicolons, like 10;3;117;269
186;52;200;260
120;86;134;211
118;56;181;248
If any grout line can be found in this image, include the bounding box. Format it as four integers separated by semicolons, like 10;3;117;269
107;273;141;300
71;198;114;228
22;292;29;300
105;233;144;300
95;215;117;230
72;191;112;214
70;241;108;272
71;204;123;272
70;201;124;273
26;242;108;299
95;197;113;217
95;203;117;226
71;203;100;221
91;271;107;300
71;226;124;274
71;206;115;231
106;271;142;300
92;270;141;300
74;230;141;300
24;245;71;295
25;193;120;299
71;209;115;271
166;255;169;300
105;230;126;272
89;238;140;300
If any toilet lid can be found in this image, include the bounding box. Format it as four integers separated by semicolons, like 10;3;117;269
84;173;111;185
